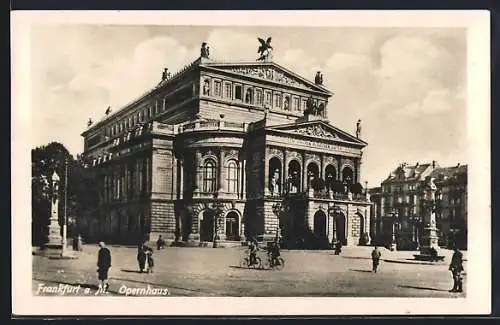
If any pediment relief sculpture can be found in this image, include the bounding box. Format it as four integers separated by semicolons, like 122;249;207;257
293;125;337;139
226;66;311;90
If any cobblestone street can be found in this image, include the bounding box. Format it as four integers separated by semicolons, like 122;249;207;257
32;245;466;297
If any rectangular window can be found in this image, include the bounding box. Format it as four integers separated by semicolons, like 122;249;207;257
255;89;263;106
274;93;282;108
214;80;222;97
226;161;239;193
234;85;243;100
265;91;272;106
224;82;232;99
293;97;300;111
301;99;307;111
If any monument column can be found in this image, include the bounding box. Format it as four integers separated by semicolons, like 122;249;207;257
46;171;62;252
419;177;440;256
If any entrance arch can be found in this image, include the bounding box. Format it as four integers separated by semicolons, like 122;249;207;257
287;160;301;193
313;210;327;239
199;209;215;242
342;166;354;183
268;157;282;196
335;212;347;245
325;165;337;191
307;162;320;189
225;211;240;241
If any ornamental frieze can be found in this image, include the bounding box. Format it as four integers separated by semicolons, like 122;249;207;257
227;66;311;90
286;150;302;162
293;125;336;139
323;155;337;166
305;153;321;163
266;147;284;159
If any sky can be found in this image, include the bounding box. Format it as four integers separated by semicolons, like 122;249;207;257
30;25;467;187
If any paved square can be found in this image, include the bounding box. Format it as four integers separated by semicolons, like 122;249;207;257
32;245;466;297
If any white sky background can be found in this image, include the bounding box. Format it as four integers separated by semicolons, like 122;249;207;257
31;25;467;186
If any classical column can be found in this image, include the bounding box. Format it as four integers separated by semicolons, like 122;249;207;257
281;150;286;195
194;151;202;194
146;157;151;194
264;152;270;196
123;163;128;201
179;157;184;199
218;149;225;193
171;155;177;199
241;158;247;199
302;152;307;192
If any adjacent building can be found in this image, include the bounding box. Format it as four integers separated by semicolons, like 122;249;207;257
79;43;372;248
372;162;467;250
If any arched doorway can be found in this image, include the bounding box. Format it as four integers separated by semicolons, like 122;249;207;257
325;165;337;192
200;210;215;242
268;157;282;196
225;211;240;241
335;212;347;245
307;162;320;189
342;166;354;183
313;210;327;239
287;160;301;193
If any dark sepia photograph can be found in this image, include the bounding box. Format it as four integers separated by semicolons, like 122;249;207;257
11;10;490;316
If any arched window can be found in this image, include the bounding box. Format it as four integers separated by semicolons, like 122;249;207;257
226;160;238;193
202;159;217;193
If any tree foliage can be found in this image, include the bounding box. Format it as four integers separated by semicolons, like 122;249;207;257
31;142;99;246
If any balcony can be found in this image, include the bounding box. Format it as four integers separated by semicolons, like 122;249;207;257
179;120;248;133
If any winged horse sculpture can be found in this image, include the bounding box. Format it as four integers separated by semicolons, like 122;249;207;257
257;37;273;61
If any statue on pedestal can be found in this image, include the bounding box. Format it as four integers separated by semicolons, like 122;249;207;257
356;119;362;139
314;71;323;85
270;169;280;196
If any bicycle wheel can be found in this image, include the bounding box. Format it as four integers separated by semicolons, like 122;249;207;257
252;256;262;269
275;257;285;270
239;257;249;268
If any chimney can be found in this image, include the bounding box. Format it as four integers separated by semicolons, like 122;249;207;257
432;160;436;168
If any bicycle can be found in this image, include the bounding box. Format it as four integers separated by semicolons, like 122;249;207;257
266;254;285;270
239;254;262;269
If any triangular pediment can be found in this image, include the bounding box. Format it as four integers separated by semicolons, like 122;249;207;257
267;120;367;146
202;61;331;95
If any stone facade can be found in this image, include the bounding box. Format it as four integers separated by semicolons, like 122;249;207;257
80;52;372;248
373;162;467;250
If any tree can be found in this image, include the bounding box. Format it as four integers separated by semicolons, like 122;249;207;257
31;142;99;246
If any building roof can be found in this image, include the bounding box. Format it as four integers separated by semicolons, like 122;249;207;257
382;162;437;184
82;55;333;137
430;164;468;181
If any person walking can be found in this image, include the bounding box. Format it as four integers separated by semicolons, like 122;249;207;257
371;246;382;273
146;246;154;273
449;248;464;292
137;242;147;273
96;241;111;293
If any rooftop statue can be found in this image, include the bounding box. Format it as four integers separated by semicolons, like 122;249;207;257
201;42;210;58
314;71;323;85
161;68;171;81
257;37;273;61
105;106;112;116
87;118;93;127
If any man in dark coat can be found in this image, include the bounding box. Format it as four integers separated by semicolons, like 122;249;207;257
97;241;111;293
137;242;147;273
371;246;382;273
449;248;464;292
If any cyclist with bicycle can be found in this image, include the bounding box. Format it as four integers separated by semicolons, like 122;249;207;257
267;241;281;267
248;239;258;266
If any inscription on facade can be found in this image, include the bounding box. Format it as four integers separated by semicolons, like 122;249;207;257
268;135;361;157
227;66;312;90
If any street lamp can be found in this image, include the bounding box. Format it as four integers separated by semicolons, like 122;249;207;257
212;192;224;248
390;210;399;251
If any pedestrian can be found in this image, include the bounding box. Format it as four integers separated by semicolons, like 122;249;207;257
334;241;342;255
371;246;382;273
449;248;464;292
146;247;154;273
156;235;165;250
96;241;111;293
137;242;147;273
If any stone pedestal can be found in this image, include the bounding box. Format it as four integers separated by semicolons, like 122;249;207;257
43;171;62;256
419;224;440;255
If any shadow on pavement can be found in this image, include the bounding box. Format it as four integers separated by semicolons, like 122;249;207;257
228;265;272;271
350;269;373;273
342;256;371;260
120;269;143;273
398;285;447;292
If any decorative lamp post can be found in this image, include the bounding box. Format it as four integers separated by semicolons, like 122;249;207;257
419;177;440;256
390;210;399;251
212;192;224;248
